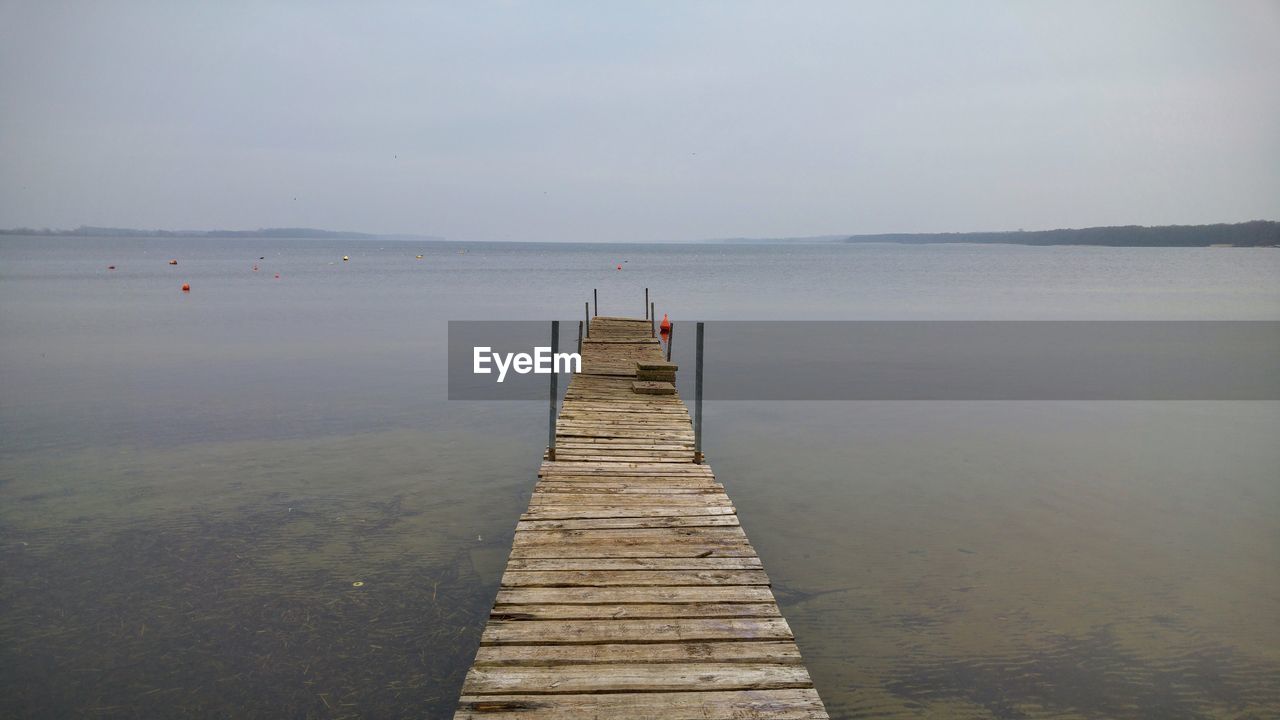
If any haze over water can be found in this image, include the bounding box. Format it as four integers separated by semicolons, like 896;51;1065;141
2;236;1278;718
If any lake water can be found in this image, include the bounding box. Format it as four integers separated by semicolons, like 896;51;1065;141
1;236;1278;718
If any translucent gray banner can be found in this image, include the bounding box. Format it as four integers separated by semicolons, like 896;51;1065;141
448;321;1280;400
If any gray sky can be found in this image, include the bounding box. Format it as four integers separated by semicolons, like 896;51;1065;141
1;1;1277;242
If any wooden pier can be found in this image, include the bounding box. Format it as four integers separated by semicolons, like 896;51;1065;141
456;316;829;719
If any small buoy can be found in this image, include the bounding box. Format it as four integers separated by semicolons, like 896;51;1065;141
342;255;349;261
274;273;280;279
416;254;423;259
107;265;116;270
352;581;364;587
660;313;671;332
252;264;259;272
168;259;178;265
181;283;190;292
616;264;622;270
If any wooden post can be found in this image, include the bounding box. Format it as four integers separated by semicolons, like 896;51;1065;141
584;302;590;338
548;320;559;461
694;321;704;464
593;288;598;317
577;319;583;356
650;302;656;337
666;322;674;362
645;288;649;319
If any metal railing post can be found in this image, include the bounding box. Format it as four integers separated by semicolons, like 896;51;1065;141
577;319;583;356
593;289;598;317
584;302;590;338
666;322;674;362
650;302;656;337
548;320;559;461
694;322;704;464
645;288;649;319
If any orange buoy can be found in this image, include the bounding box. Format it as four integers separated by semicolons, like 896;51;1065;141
660;313;671;332
181;283;190;292
168;259;178;265
616;264;622;270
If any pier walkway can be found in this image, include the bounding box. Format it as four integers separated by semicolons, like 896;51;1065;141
455;316;829;719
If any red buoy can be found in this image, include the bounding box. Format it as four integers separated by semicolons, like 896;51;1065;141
616;265;622;270
274;273;280;279
660;313;671;332
181;283;190;292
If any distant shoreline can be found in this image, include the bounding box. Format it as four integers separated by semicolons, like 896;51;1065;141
716;220;1279;247
1;220;1276;247
0;226;442;242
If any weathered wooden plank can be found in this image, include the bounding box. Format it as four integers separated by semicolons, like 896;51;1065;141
535;476;715;486
532;481;721;491
462;662;812;694
489;602;781;620
512;527;749;544
520;506;735;520
539;463;712;474
515;515;740;531
503;556;760;571
527;493;734;506
499;569;769;587
494;585;778;605
632;380;677;395
456;688;828;719
480;617;794;645
472;640;800;666
508;543;756;559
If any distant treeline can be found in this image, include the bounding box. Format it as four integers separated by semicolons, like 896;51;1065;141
841;221;1279;247
0;226;378;239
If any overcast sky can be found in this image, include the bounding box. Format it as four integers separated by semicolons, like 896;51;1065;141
1;1;1277;242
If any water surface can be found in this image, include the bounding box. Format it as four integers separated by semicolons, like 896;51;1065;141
2;237;1278;718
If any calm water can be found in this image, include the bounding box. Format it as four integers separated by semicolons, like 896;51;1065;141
1;236;1278;718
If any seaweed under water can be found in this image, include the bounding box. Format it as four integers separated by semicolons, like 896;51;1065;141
0;501;495;719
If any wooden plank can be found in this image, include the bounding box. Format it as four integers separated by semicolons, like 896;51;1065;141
499;569;770;587
494;585;778;605
488;602;781;620
526;493;734;505
508;543;757;559
504;556;760;571
512;520;747;538
462;662;812;694
472;640;801;666
456;688;828;719
515;515;740;531
480;617;795;645
521;506;735;521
